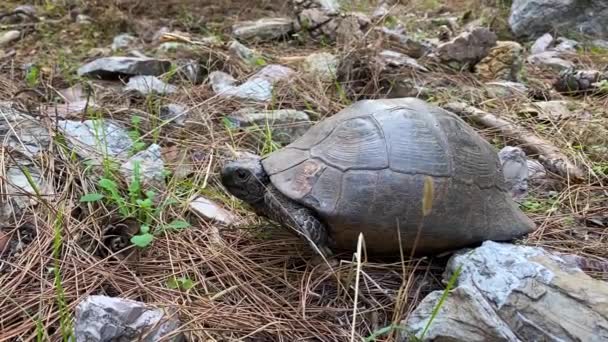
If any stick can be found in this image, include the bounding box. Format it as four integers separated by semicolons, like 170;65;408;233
443;102;585;181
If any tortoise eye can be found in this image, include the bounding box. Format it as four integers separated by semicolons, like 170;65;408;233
236;169;248;180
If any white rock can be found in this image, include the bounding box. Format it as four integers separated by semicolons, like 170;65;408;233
444;241;608;341
377;50;429;72
111;33;137;51
120;144;165;190
232;18;294;42
160;104;188;126
485;81;528;98
527;51;574;71
124;75;177;96
530;33;553;54
303;52;338;81
553;37;579;52
189;196;236;225
0;30;20;47
58;119;133;162
209;65;295;102
519;100;573;121
74;295;184;342
228;108;311;145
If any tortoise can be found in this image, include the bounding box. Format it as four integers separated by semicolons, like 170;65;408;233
221;98;536;256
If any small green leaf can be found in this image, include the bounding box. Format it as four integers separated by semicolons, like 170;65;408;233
140;225;150;234
145;190;156;199
166;277;179;289
165;220;191;230
98;178;118;192
179;277;194;290
130;233;154;248
131;116;142;125
79;193;104;202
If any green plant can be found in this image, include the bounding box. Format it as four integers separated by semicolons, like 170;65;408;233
127;116;148;154
80;161;186;248
167;276;195;291
25;65;40;87
52;207;73;341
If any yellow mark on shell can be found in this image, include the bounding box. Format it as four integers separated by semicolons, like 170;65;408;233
422;176;434;217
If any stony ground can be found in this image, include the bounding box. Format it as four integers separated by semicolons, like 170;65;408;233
0;0;607;341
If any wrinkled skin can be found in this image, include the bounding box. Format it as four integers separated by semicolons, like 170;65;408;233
220;156;333;257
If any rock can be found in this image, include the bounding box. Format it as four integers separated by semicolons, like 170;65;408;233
0;30;20;47
437;25;452;42
509;0;608;39
376;50;428;72
1;102;51;158
124;75;177;96
302;52;338;81
74;295;184;342
75;14;92;25
554;37;579;52
379;27;431;58
296;8;335;38
233;18;294;42
372;2;390;20
77;57;172;79
209;64;295;102
189;196;236;225
435;27;497;69
111;33;137;51
176;59;203;84
120;144;165;190
519;100;573;121
14;5;37;18
336;15;366;47
530;33;553;55
527;159;548;183
591;39;608;49
227;108;312;145
445;241;608;341
228;40;261;65
160;104;188;125
402;285;520;341
58;119;133;162
554;68;607;94
527;51;574;71
475;41;523;81
485;81;528;98
498;146;529;200
5;160;51;209
293;0;341;14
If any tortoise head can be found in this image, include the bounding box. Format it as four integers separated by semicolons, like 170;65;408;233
220;156;269;205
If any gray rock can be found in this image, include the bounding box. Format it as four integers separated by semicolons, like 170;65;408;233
227;108;311;145
372;2;390;20
498;146;529;200
124;75;177;96
302;52;338;81
111;33;137;51
402;285;520;342
377;50;429;72
57;119;133;162
1;102;51;158
157;42;191;54
0;30;20;47
527;51;574;71
485;81;528;98
435;27;497;68
445;241;608;342
14;5;37;18
77;57;172;79
379;27;431;58
233;18;294;42
530;33;553;54
160;104;188;125
228;40;258;65
120;144;165;190
527;159;548;182
189;196;237;225
74;295;184;342
176;59;202;84
554;37;579;52
509;0;608;39
209;64;295;102
519;100;573;121
591;39;608;49
75;14;92;25
296;8;335;38
293;0;341;14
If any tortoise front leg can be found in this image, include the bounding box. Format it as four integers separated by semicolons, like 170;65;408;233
261;186;334;257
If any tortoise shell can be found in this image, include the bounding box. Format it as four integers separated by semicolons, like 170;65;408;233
262;98;536;255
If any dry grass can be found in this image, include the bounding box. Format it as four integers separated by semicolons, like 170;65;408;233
1;0;607;341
